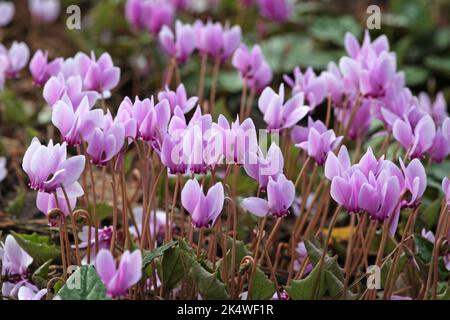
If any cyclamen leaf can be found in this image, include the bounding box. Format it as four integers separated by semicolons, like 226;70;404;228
160;245;185;292
160;240;229;299
304;239;345;282
415;235;434;263
32;259;53;289
217;236;276;300
251;268;277;300
181;250;229;300
11;231;60;265
285;263;327;300
324;270;357;300
57;265;109;300
142;241;177;269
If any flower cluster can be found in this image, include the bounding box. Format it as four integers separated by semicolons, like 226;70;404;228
325;146;427;235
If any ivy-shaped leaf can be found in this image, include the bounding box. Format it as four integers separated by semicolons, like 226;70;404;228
304;239;344;281
142;241;177;269
181;250;229;300
32;259;53;289
11;231;60;265
217;236;276;300
160;245;185;292
325;270;357;300
415;235;434;263
285;263;327;300
57;265;108;300
251;268;276;300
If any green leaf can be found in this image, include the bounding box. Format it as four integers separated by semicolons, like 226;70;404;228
160;240;230;299
57;265;108;300
404;65;429;86
304;239;344;282
422;197;442;229
438;287;450;300
380;253;407;289
217;236;276;299
6;187;26;216
310;15;361;46
415;235;434;263
0;89;30;125
32;259;53;289
285;263;327;300
160;245;185;292
142;241;177;269
11;231;60;265
251;269;276;300
181;251;229;300
87;202;113;222
324;270;357;300
218;71;243;94
425;56;450;78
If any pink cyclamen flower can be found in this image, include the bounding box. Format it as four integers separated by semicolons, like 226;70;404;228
51;95;104;146
244;143;284;191
22;138;85;192
399;158;426;208
0;156;7;182
0;235;33;277
147;0;175;35
43;74;98;108
194;20;242;62
29;50;63;86
115;97;138;140
80;52;121;97
28;0;60;24
324;145;352;181
442;177;450;206
293;242;313;275
284;66;327;111
291;117;328;145
125;0;151;31
357;147;385;178
325;146;365;213
181;179;224;228
320;62;344;105
220;24;242;62
0;1;14;27
161;134;189;175
126;0;174;35
257;0;291;23
418;92;447;127
393;114;436;159
85;112;125;166
296;125;342;166
429;128;450;163
18;286;47;300
132;96;170;148
358;171;402;221
159;20;196;64
0;41;30;78
95;249;142;297
242;174;295;218
36;182;84;219
213;114;258;164
157;83;198;114
258;84;310;132
232;44;273;93
162;106;212;175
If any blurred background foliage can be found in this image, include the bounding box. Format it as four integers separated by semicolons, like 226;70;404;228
2;0;450;125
